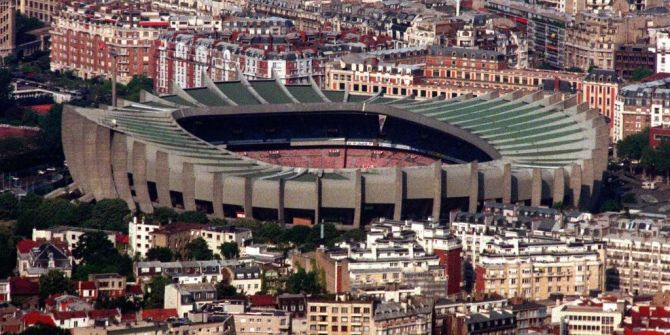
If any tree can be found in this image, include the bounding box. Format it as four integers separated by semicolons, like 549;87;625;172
631;67;653;81
178;211;208;224
39;270;72;302
19;325;69;335
210;218;227;226
37;105;64;164
280;225;311;245
640;147;656;176
337;228;365;243
654;142;670;184
284;268;323;295
0;192;18;219
216;282;238;298
72;231;116;264
88;199;130;232
185;237;213;260
16;198;78;237
143;276;169;309
146;247;173;262
600;199;622;212
219;242;239;260
0;232;16;278
147;207;178;224
123;76;153;102
617;129;649;164
0;69;15;117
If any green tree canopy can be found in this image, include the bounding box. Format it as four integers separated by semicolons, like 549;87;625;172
285;268;324;295
39;270;72;302
16;198;78;237
178;211;208;224
0;192;18;219
147;207;178;225
19;325;69;335
143;276;169;309
146;247;173;262
617;129;649;162
0;232;16;278
123;76;153;102
185;237;213;260
631;67;653;81
87;199;130;232
72;231;116;264
219;242;239;260
215;282;238;298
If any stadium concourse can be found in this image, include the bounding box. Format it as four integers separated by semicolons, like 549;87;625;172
62;75;608;228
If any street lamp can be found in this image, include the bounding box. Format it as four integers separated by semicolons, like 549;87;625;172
109;47;119;107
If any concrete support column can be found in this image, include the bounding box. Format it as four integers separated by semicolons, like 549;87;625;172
469;162;479;213
570;164;583;208
278;179;285;224
182;162;196;212
432;162;443;221
243;178;253;219
531;168;542;207
353;170;362;228
552;167;565;205
95;126;117;199
314;177;322;225
393;166;403;221
131;141;153;213
155;151;171;206
212;173;224;218
110;133;135;211
582;158;595;209
502;163;512;204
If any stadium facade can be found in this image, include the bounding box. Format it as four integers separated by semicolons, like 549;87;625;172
62;75;608;227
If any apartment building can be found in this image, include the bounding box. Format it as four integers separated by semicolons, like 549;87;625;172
371;219;463;295
164;283;217;317
442;310;516;335
292;249;350;295
474;239;605;300
582;69;620;137
486;0;570;68
654;30;670;73
234;309;291;335
0;0;15;58
603;232;670;295
128;217;161;259
613;77;670;142
372;301;432;335
193;225;252;258
18;0;61;23
565;11;624;71
223;266;262;296
153;31;327;94
87;274;126;299
306;300;375;335
327;45;583;100
134;259;231;283
150;223;205;257
32;226;118;250
614;45;656;80
50;2;161;84
551;296;623;335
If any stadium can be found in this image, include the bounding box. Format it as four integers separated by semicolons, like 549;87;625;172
62;75;608;227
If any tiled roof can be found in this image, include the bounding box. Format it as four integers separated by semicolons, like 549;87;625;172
22;312;55;327
16;240;39;254
249;294;276;307
141;309;177;322
53;311;87;320
9;278;39;296
88;309;120;319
